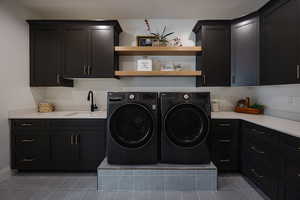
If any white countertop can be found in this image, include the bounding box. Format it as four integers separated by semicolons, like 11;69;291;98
8;110;107;119
8;110;300;138
212;112;300;138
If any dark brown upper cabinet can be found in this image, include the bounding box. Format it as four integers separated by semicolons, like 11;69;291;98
28;22;73;87
231;15;260;86
28;20;122;86
63;22;121;78
260;0;300;85
193;21;231;87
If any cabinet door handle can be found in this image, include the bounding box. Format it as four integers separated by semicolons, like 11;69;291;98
251;169;264;178
70;135;74;145
203;74;206;85
219;139;231;143
77;135;80;145
56;73;60;84
20;123;33;127
75;135;79;145
21;139;35;143
83;65;87;75
297;65;300;80
250;146;265;154
87;65;92;75
218;123;231;127
296;147;300;151
22;158;35;162
220;159;231;163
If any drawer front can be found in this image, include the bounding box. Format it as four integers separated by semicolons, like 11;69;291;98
15;135;50;152
242;122;279;144
12;120;46;130
212;139;238;171
281;134;300;155
245;137;278;165
49;119;106;130
243;156;278;200
283;160;300;200
211;120;238;139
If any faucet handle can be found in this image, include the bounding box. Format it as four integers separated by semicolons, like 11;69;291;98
94;104;98;110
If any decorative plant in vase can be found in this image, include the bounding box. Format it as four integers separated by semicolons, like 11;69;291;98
144;19;174;46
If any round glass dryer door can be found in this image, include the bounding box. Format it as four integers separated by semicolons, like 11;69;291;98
109;104;153;148
165;104;209;147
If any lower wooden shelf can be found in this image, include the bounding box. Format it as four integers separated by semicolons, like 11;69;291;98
115;70;202;77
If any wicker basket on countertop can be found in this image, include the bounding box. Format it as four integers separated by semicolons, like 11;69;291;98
38;103;55;113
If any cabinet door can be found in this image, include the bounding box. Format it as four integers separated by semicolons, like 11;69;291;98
63;28;89;78
261;0;299;85
51;132;79;169
30;28;62;86
297;0;300;83
201;25;230;86
231;17;259;86
78;130;106;170
89;27;115;77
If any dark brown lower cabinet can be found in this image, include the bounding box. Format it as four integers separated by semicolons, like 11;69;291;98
11;119;106;171
241;122;280;200
279;134;300;200
210;119;239;172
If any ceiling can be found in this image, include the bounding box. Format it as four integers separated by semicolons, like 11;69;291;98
17;0;270;19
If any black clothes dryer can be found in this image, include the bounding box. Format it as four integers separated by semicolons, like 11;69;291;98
160;92;211;164
107;92;158;165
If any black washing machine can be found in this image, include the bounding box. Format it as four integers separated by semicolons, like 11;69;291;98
160;92;211;164
107;92;158;165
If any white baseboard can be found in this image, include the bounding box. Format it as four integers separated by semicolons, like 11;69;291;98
0;167;11;182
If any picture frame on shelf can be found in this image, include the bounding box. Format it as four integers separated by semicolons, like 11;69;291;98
136;35;156;46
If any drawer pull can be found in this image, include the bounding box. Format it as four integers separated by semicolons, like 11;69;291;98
218;123;231;127
220;159;231;163
250;146;265;154
251;128;265;135
296;147;300;151
21;139;35;143
20;123;33;127
219;139;231;143
22;158;35;162
251;169;264;179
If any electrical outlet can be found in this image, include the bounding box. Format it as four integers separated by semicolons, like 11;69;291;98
288;96;296;105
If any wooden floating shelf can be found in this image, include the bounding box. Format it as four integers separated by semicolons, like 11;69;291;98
115;46;202;56
115;70;202;77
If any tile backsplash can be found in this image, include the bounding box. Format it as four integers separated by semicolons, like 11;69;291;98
253;84;300;121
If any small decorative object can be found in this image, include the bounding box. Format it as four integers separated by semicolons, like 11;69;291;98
170;36;183;47
137;58;153;71
234;97;264;114
211;99;221;112
161;62;174;71
173;64;183;71
38;103;55;113
144;19;174;46
136;35;156;46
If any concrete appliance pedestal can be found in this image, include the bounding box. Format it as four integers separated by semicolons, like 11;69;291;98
97;158;217;192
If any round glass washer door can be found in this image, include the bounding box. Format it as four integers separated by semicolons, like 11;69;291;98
164;104;209;147
109;103;153;148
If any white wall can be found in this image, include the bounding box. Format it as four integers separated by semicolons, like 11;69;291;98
0;0;43;170
253;84;300;121
43;19;255;111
